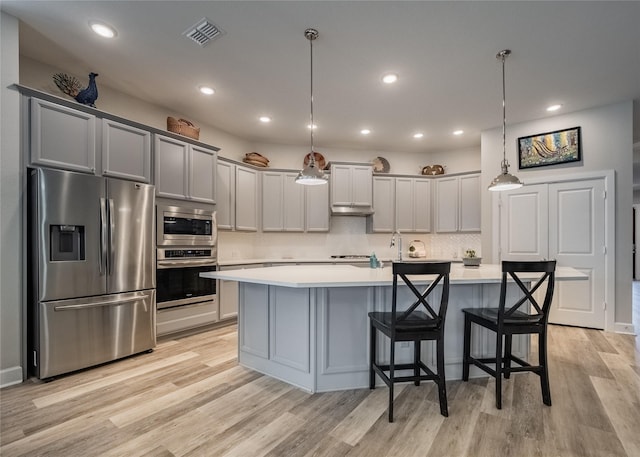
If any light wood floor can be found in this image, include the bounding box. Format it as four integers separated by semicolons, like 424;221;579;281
1;320;639;457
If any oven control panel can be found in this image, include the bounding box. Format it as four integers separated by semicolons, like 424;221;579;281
163;249;212;258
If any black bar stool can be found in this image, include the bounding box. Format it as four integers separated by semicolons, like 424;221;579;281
369;261;451;422
461;260;556;409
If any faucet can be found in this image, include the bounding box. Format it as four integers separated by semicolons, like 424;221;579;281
390;230;402;261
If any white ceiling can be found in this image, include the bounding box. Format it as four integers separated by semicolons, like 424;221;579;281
2;1;640;159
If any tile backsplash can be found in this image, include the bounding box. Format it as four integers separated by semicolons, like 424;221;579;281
218;216;480;261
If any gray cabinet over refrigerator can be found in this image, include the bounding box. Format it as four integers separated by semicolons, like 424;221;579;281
28;167;156;379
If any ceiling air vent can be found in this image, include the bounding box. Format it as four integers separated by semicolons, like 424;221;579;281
183;18;224;47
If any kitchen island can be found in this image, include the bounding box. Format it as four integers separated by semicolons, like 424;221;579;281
201;264;585;393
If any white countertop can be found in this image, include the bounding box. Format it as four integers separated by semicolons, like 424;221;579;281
202;264;586;288
217;257;460;267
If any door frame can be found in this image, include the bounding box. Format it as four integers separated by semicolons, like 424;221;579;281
492;169;616;331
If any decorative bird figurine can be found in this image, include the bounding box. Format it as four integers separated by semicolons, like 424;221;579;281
74;72;99;107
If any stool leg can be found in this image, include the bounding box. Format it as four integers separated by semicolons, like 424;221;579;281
504;334;512;379
495;332;503;410
389;338;395;422
462;314;471;382
414;339;421;386
437;336;449;417
369;323;376;389
539;329;552;406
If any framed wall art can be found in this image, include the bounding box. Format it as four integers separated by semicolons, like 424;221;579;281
518;126;581;169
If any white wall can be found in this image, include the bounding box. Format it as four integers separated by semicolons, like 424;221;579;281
481;101;634;326
0;12;24;386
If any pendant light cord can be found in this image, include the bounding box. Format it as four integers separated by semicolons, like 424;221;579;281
306;28;318;168
501;51;506;167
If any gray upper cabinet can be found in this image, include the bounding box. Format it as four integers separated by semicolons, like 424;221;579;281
396;177;431;233
216;160;235;230
154;135;188;199
330;163;373;207
371;176;430;233
216;159;258;231
262;172;304;232
305;183;330;232
30;98;97;174
235;165;259;231
435;173;480;233
262;171;327;232
154;134;217;203
102;118;151;182
189;144;217;204
370;176;395;232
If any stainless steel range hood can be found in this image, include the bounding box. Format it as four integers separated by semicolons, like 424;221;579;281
330;205;374;216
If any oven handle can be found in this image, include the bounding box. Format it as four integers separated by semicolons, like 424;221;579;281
157;259;217;269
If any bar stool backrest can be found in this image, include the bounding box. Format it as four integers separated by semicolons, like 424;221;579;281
499;260;556;325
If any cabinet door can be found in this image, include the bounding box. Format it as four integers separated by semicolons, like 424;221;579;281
262;172;284;231
283;173;305;231
413;178;432;233
30;98;96;174
395;177;414;232
102;118;151;182
219;279;239;320
371;176;395;232
305;183;330;232
351;166;373;206
458;173;481;232
216;161;235;230
154;135;188;199
330;165;353;206
235;166;258;231
435;177;459;232
189;144;217;204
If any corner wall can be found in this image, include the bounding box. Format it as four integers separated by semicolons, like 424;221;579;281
1;12;24;386
481;101;634;326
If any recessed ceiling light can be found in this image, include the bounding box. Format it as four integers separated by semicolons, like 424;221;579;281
360;129;371;135
89;21;117;38
546;104;562;112
259;116;272;123
382;73;398;84
453;130;464;136
307;124;317;130
413;133;424;139
199;86;215;95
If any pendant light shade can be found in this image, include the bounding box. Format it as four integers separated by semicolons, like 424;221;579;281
296;28;328;185
488;49;523;192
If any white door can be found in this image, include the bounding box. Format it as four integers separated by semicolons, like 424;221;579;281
499;179;606;329
548;179;606;329
499;184;549;261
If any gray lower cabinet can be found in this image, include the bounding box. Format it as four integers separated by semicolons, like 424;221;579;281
154;134;217;203
218;279;239;320
30;97;97;174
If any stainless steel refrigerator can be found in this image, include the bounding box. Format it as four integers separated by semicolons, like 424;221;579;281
28;167;156;379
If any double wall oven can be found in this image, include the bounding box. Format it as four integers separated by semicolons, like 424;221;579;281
156;205;218;335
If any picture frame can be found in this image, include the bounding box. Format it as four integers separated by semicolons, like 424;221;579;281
518;126;581;169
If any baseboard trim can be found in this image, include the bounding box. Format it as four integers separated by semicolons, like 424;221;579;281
613;322;636;335
0;365;24;388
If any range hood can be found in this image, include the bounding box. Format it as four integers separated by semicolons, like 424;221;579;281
330;205;374;216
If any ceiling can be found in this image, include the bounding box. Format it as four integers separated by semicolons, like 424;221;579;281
2;1;640;158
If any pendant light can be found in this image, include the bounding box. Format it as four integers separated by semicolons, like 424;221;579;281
488;49;523;192
296;28;328;185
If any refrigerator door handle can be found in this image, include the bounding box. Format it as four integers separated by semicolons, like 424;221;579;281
100;197;108;275
108;198;115;276
53;295;150;312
